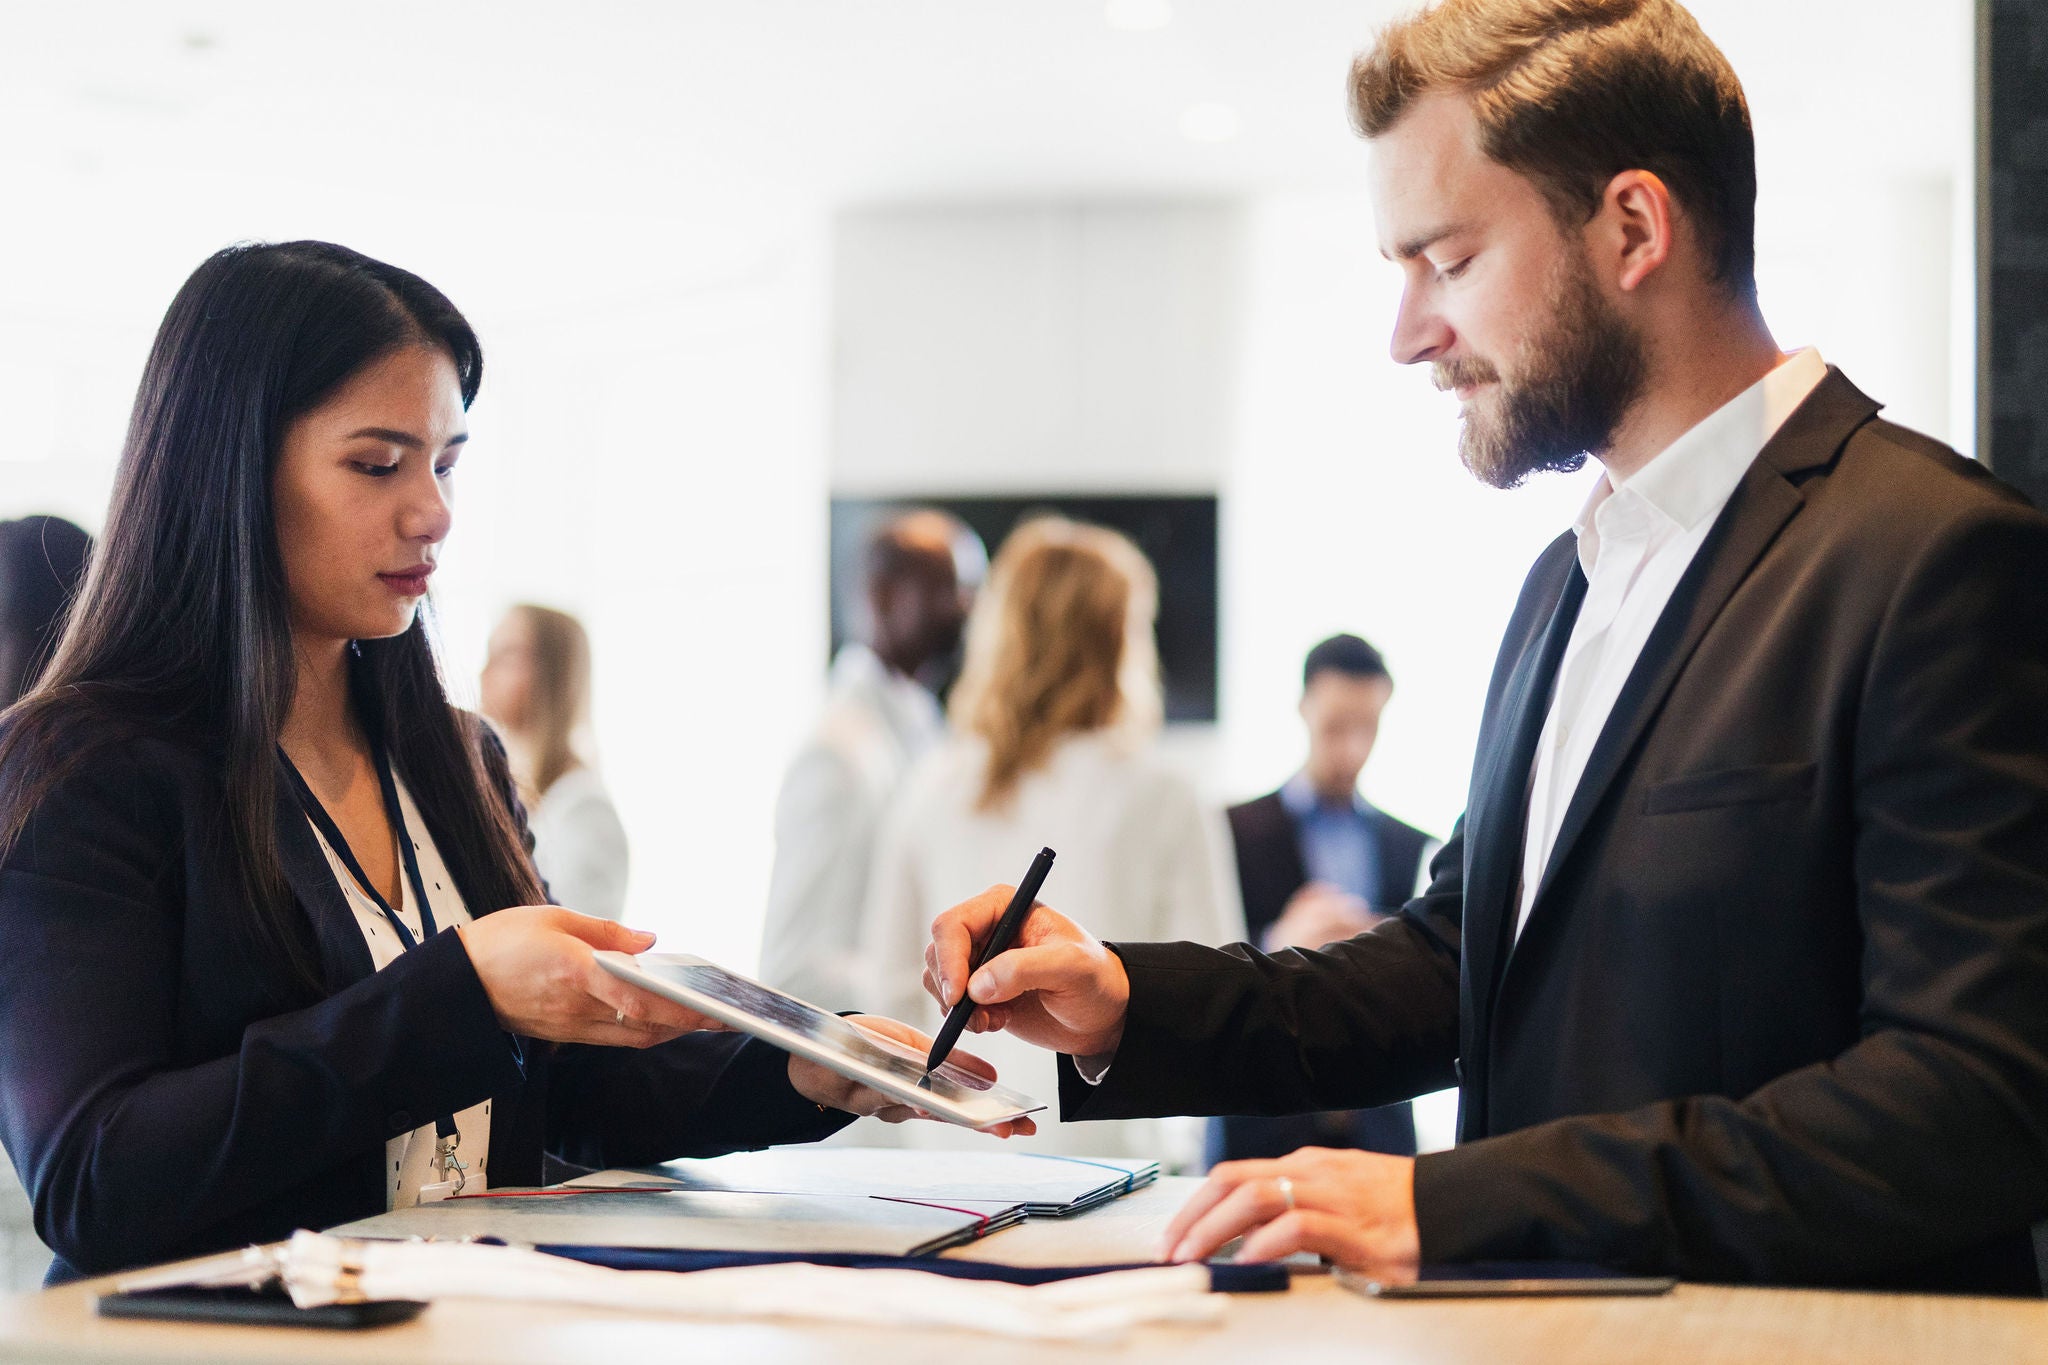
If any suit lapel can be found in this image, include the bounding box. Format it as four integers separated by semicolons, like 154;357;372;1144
272;763;378;995
1514;369;1883;946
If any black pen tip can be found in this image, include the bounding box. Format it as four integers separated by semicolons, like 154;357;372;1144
916;1072;934;1091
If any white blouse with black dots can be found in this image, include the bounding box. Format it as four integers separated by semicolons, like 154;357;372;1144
302;772;492;1209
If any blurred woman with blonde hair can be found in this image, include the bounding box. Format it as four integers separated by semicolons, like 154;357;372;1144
860;517;1242;1161
480;604;630;920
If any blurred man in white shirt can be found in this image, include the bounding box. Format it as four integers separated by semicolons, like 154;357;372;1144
758;511;983;1008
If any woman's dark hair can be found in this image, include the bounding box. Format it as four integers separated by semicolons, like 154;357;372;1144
0;516;93;709
0;241;543;992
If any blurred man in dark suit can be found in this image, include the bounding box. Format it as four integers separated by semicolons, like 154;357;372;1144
1211;634;1434;1164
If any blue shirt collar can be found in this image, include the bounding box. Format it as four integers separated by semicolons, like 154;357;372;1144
1280;771;1370;821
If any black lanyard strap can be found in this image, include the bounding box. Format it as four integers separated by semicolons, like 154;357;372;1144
279;742;463;1158
278;745;439;950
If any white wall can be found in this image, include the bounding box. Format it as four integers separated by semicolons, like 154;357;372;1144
833;202;1246;496
433;237;833;970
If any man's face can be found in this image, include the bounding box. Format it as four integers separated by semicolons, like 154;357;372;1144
1369;93;1647;488
873;551;968;672
1301;671;1393;802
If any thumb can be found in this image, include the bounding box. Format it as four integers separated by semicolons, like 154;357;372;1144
553;910;657;952
968;943;1077;1005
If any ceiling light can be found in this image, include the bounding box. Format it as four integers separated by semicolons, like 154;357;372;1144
1179;102;1241;143
1105;0;1172;33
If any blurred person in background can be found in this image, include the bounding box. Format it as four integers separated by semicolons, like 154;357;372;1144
758;509;983;1009
0;517;93;710
860;516;1242;1161
480;604;628;920
1210;632;1437;1166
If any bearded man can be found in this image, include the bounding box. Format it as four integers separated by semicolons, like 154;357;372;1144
919;0;2048;1293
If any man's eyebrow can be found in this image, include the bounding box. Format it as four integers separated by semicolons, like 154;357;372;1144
1385;223;1474;262
345;427;470;450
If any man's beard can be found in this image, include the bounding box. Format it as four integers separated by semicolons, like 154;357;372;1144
1436;253;1649;491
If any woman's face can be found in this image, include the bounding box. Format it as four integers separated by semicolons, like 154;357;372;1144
272;345;465;648
479;612;537;732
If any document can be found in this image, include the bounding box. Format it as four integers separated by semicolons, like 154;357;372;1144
328;1187;1018;1259
579;1146;1159;1216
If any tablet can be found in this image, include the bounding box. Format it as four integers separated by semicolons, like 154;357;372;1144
594;951;1046;1131
1337;1263;1677;1298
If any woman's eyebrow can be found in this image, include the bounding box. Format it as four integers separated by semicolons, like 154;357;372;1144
344;427;469;450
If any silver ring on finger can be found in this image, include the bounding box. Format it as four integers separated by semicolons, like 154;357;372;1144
1275;1175;1296;1212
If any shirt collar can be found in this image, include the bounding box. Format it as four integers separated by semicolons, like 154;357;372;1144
1281;770;1368;820
830;643;942;737
1571;347;1827;571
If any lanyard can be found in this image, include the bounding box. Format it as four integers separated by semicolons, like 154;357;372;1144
279;745;439;950
278;744;466;1183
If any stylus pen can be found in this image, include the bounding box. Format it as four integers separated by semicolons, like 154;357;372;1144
923;846;1057;1078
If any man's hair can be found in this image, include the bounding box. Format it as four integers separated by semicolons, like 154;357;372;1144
1351;0;1756;301
1304;633;1392;689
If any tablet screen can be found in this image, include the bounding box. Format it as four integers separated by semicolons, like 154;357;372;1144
604;953;1043;1129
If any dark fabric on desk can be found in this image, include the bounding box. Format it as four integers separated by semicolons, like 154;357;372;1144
1062;370;2048;1294
0;730;848;1284
540;1244;1290;1292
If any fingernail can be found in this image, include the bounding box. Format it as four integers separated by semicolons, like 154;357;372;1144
938;975;952;1004
968;970;990;999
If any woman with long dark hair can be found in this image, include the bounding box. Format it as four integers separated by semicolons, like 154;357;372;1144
0;241;1024;1284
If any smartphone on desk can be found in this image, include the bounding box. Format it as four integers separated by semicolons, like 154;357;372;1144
1338;1262;1677;1298
96;1283;426;1329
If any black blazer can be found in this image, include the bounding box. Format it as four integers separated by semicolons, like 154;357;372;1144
1063;370;2048;1293
0;731;848;1283
1227;789;1432;944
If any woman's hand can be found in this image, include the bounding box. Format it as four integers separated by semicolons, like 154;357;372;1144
788;1015;1038;1138
455;906;728;1048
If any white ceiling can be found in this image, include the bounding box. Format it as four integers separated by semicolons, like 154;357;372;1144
0;0;1973;321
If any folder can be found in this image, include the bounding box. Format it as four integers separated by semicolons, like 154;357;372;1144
328;1187;1023;1259
328;1147;1158;1261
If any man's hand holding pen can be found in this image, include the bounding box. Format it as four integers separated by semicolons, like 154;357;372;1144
923;887;1130;1060
921;887;1421;1277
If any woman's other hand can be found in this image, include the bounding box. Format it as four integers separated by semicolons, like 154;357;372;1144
788;1015;1038;1138
455;906;727;1047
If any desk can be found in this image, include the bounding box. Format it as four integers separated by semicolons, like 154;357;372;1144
3;1179;2045;1365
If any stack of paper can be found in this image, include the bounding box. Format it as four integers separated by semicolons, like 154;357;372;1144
595;1146;1160;1218
328;1186;1020;1259
329;1147;1159;1261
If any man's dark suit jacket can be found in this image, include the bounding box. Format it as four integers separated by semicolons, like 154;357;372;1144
1064;370;2048;1293
1215;790;1432;1160
0;732;848;1283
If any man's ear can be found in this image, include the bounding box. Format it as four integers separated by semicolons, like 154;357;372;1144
1598;168;1675;293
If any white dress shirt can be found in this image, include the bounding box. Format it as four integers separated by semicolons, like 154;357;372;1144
529;764;629;921
859;730;1245;1161
1515;348;1827;939
305;772;492;1208
759;644;946;1010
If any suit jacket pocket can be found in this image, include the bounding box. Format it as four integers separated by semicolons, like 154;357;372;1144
1642;761;1817;815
